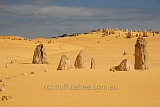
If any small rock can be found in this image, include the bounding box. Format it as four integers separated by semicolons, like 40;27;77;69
31;72;35;74
2;96;13;101
6;76;11;79
48;40;52;44
5;64;8;68
2;84;8;86
123;51;127;55
90;58;96;69
115;59;134;71
110;68;115;72
22;73;27;75
0;80;3;82
11;60;14;63
133;53;135;56
44;69;48;72
0;88;5;92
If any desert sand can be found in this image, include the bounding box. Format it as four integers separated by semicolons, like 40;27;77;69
0;29;160;107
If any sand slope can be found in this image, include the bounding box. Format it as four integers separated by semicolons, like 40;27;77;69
0;31;160;107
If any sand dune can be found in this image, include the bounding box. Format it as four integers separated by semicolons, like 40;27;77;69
0;29;160;107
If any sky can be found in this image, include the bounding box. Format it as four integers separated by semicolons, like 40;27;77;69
0;0;160;38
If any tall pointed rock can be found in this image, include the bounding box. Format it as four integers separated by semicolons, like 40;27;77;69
32;44;48;64
135;36;148;70
57;55;73;70
74;50;87;68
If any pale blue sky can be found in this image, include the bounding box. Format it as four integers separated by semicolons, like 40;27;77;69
0;0;160;38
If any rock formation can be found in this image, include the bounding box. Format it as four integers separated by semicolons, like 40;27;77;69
115;59;134;71
32;44;48;64
127;30;133;38
48;40;52;44
153;32;155;37
155;30;160;34
6;76;10;79
2;96;13;101
44;69;49;72
148;29;153;33
123;51;127;55
143;29;148;37
90;58;96;69
74;50;87;68
31;72;35;74
102;31;109;37
5;64;8;68
134;29;137;32
57;55;73;70
0;88;5;92
136;34;139;37
73;33;79;36
135;36;148;70
22;73;27;75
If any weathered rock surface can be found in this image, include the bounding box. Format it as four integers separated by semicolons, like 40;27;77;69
115;59;134;71
32;44;48;64
90;58;96;69
74;50;87;68
57;55;73;70
143;29;148;37
135;36;148;70
127;30;133;38
2;96;13;101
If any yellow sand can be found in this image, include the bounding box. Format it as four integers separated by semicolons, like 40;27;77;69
0;31;160;107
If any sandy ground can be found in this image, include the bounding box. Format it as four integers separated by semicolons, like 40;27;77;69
0;31;160;107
